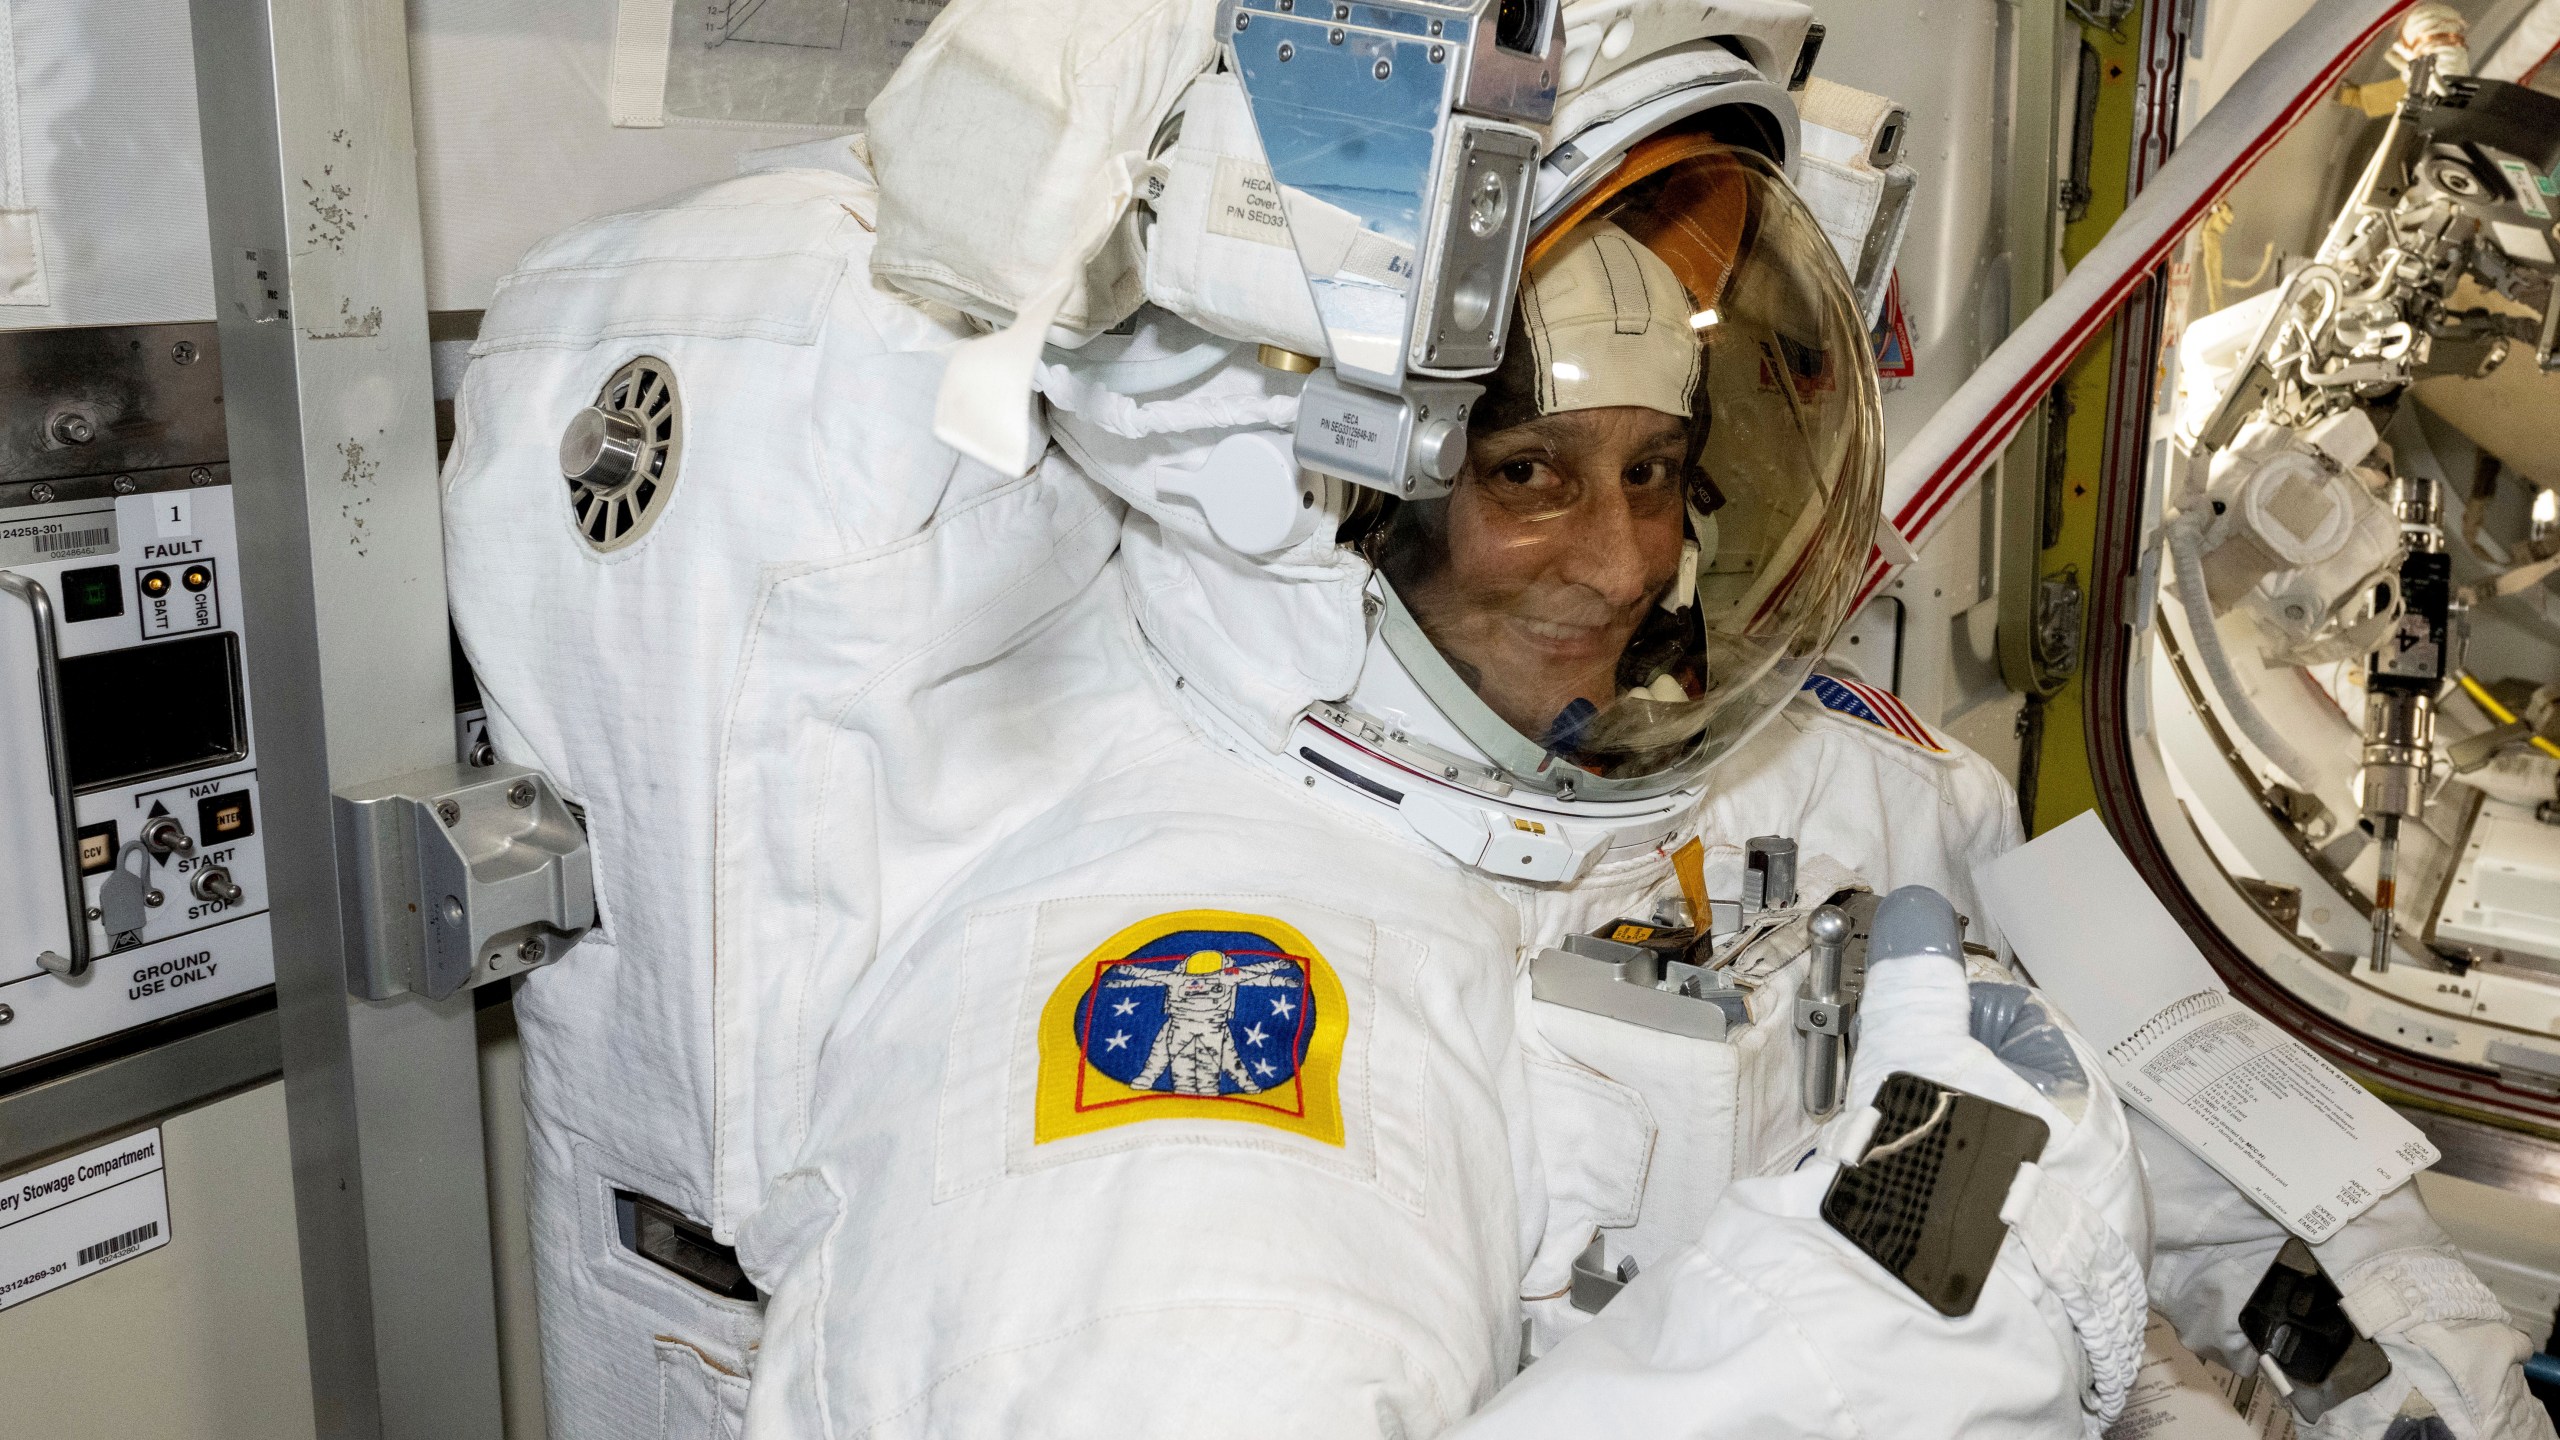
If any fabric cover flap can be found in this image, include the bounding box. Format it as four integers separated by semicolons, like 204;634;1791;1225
473;176;868;354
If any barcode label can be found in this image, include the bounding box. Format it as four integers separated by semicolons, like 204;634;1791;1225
34;526;112;555
79;1221;159;1266
0;1126;170;1311
0;507;119;567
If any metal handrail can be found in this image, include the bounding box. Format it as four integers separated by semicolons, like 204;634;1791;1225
0;571;89;977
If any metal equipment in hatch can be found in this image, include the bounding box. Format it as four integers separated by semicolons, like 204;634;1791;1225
2077;35;2560;1161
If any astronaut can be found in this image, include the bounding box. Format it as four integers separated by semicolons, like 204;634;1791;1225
437;0;2555;1436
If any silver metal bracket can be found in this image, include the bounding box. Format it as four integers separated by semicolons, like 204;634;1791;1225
1798;905;1850;1117
1292;368;1484;500
1530;931;1747;1040
1795;889;1882;1117
333;762;594;1001
1793;995;1847;1034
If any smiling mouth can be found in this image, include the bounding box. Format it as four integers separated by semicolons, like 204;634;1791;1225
1508;615;1619;656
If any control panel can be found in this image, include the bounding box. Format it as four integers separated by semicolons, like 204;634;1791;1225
0;324;270;1076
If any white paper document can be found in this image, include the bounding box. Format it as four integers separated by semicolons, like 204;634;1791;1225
2105;1311;2296;1440
1978;813;2437;1244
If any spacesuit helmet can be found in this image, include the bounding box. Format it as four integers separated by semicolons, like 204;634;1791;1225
1359;131;1884;800
864;0;1884;817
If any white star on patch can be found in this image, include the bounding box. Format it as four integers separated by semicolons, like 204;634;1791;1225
1103;1030;1130;1051
1270;996;1295;1019
1254;1059;1277;1078
1112;997;1138;1017
1242;1023;1269;1047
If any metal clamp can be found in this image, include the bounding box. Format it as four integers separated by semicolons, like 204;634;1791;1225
0;572;90;979
333;762;594;1001
2535;256;2560;372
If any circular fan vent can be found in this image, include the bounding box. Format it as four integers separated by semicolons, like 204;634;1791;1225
559;355;682;554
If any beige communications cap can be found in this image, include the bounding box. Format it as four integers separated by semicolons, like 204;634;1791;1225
1511;219;1704;422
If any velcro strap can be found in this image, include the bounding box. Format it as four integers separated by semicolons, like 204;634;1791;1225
2338;1250;2510;1337
2000;1161;2150;1432
1817;1105;1883;1166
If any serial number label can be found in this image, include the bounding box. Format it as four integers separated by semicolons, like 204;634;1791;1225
0;508;119;568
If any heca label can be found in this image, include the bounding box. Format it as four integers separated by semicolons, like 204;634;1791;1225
1207;156;1295;248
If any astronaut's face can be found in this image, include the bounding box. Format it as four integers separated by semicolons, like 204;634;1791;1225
1395;406;1691;740
1362;142;1883;792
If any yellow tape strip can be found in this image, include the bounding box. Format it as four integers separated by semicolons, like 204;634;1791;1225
2455;672;2560;763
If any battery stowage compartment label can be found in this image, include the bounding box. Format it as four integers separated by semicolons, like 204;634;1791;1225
0;1127;170;1312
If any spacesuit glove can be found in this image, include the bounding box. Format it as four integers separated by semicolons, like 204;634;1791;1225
2136;1111;2554;1440
1844;895;2152;1254
1969;981;2094;1113
1839;888;2155;1431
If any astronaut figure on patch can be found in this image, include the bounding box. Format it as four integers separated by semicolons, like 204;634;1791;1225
1099;950;1302;1096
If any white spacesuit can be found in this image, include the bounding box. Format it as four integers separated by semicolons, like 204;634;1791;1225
437;0;2555;1436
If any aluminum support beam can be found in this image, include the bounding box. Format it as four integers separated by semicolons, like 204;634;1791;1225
183;0;504;1435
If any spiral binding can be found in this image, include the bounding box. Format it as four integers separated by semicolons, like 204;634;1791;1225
2104;989;2226;1067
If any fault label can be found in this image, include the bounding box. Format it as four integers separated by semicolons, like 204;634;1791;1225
135;549;218;637
0;1128;170;1312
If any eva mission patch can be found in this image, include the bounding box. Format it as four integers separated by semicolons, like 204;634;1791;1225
1035;909;1347;1147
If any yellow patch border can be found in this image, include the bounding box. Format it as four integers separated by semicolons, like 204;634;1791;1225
1033;908;1347;1147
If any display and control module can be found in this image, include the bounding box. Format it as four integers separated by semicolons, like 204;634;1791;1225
0;323;271;1076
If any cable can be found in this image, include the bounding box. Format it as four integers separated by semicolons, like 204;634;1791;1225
1862;1090;1955;1162
2455;671;2560;762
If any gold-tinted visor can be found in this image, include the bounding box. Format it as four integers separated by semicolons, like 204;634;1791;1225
1371;138;1884;796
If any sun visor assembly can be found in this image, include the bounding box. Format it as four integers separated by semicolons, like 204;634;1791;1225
1791;75;1915;329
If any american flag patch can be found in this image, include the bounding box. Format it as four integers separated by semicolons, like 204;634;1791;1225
1801;673;1947;754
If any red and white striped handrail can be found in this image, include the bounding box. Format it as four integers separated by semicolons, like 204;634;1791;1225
1858;0;2417;607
